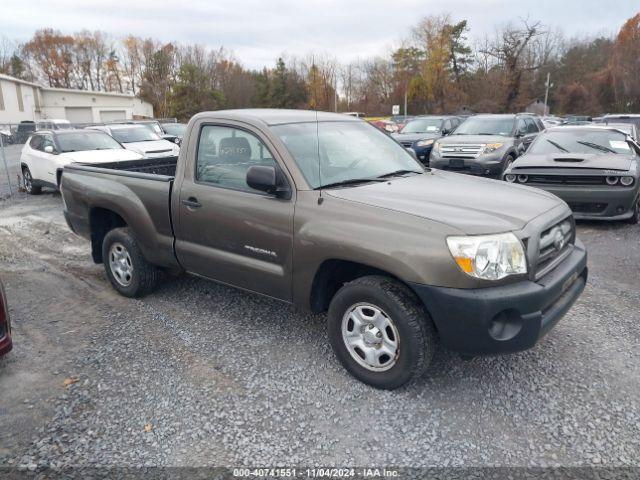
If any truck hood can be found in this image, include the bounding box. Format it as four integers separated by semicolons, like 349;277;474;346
326;171;563;234
437;134;510;145
123;140;179;157
512;152;635;171
60;149;143;164
392;132;440;143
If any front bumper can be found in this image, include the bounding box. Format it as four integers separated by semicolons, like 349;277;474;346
430;153;504;176
409;240;587;356
524;184;638;220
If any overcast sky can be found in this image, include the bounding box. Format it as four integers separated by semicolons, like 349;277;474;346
1;0;637;69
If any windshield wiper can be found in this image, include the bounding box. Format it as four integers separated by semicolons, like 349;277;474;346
546;139;569;152
576;141;616;154
316;178;387;190
377;169;423;179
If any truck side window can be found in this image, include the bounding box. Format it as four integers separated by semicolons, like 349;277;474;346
196;125;277;193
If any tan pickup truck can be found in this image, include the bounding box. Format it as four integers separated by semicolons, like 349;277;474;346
61;109;587;389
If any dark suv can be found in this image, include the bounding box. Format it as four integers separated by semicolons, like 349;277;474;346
429;113;545;177
391;115;462;164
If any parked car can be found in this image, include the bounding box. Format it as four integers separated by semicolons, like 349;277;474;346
562;115;593;125
430;113;545;177
20;129;144;194
603;114;640;132
36;119;72;130
87;124;180;159
160;122;187;145
599;122;638;140
15;120;36;144
503;126;640;223
541;116;564;128
392;116;462;164
118;120;182;144
61;109;587;389
0;277;12;357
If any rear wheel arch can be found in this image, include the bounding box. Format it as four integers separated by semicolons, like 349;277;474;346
89;207;127;263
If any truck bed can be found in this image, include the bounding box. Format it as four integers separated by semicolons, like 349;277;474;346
70;156;178;178
61;156;180;270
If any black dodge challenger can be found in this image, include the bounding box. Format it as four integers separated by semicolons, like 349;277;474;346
503;126;640;223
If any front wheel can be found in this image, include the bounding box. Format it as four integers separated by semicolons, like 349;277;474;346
327;276;436;390
501;154;515;177
102;227;161;297
22;166;41;195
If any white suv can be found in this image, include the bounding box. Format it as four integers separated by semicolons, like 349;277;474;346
20;129;143;194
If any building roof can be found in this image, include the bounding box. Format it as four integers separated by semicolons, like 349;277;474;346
0;73;138;99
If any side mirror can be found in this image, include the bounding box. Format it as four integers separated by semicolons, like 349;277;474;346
405;148;418;160
246;165;291;199
44;145;55;154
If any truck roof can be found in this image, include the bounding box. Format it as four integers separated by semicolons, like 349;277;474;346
192;109;361;126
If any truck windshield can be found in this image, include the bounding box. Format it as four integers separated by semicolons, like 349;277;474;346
57;131;124;152
273;121;423;189
400;118;443;134
111;127;160;143
528;130;632;155
455;117;514;136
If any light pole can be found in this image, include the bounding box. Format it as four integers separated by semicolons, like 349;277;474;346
543;73;551;117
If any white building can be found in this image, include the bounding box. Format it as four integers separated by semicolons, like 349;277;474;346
0;73;154;124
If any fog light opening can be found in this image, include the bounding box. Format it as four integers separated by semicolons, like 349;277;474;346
488;309;525;341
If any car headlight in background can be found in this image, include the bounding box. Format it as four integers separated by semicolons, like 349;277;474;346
483;143;503;154
606;176;619;185
446;233;527;280
620;176;634;186
416;139;435;147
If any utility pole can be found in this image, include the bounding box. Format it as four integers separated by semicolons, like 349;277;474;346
403;83;408;120
543;72;551;117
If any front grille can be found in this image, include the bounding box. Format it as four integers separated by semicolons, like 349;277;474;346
567;202;608;214
527;174;607;186
440;144;484;158
535;218;575;279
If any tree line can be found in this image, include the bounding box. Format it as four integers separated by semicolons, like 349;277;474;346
0;12;638;120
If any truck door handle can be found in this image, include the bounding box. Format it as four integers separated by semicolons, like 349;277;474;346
182;197;202;209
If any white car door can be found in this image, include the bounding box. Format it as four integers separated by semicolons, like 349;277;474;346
39;133;59;185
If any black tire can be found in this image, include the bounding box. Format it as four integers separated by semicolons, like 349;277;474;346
22;166;41;195
501;154;515;177
624;196;640;225
102;227;160;297
327;275;436;390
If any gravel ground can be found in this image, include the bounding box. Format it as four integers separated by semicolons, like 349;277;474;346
0;190;639;472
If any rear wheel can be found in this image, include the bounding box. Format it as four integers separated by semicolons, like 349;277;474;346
22;166;41;195
327;275;436;390
102;227;161;297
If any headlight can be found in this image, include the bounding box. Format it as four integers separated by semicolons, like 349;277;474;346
483;143;503;154
446;233;527;280
505;174;516;182
416;139;435;147
606;176;619;185
620;176;634;186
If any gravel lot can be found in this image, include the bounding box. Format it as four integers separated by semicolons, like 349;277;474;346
0;180;639;470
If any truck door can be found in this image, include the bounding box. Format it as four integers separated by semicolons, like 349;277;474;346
173;123;295;302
